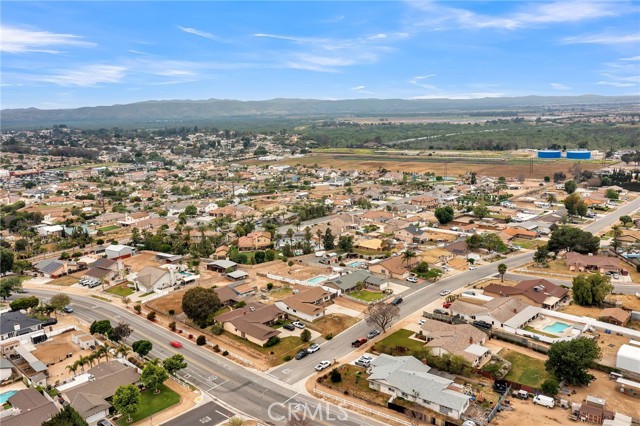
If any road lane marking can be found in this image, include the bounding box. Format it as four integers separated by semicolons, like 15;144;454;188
282;392;300;405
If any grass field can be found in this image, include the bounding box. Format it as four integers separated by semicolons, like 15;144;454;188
374;329;425;354
222;333;305;365
48;276;79;286
502;349;553;388
116;383;180;426
106;283;134;297
348;290;385;302
98;225;120;232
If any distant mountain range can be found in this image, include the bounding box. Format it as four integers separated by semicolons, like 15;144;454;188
1;95;637;128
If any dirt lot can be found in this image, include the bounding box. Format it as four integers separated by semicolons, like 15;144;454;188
607;293;640;311
307;313;359;337
147;287;188;316
276;154;604;179
473;279;520;289
32;330;97;385
123;251;164;273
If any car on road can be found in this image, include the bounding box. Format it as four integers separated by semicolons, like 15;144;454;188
366;329;380;339
315;360;332;371
469;265;477;270
307;343;320;353
439;289;451;296
63;306;74;313
170;341;183;348
418;319;426;326
351;338;368;348
283;323;295;331
390;297;403;306
295;349;309;360
292;321;305;329
406;276;418;283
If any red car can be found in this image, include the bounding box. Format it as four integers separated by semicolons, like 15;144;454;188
170;341;183;348
442;302;452;309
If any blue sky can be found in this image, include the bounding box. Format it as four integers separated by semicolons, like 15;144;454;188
1;1;639;109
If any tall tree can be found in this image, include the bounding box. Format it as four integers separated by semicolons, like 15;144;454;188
611;225;622;253
365;302;400;333
545;338;601;385
42;405;88;426
434;206;454;225
533;245;549;266
50;294;71;314
564;180;577;194
572;273;613;306
0;276;22;300
473;203;490;220
132;340;153;358
497;263;507;282
322;228;335;250
163;354;187;376
141;360;168;394
181;287;221;325
402;250;417;268
548;226;599;255
110;322;133;343
112;384;141;423
0;249;14;274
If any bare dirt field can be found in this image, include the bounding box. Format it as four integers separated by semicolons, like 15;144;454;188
147;288;187;316
32;330;96;385
607;293;640;311
276;154;604;179
123;251;164;273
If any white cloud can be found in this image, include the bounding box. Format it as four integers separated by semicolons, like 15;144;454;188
37;65;127;86
0;25;96;53
413;74;436;80
128;49;150;55
407;1;626;31
351;85;366;91
620;56;640;61
550;83;571;90
562;32;640;45
597;72;640;87
253;33;326;43
178;26;225;42
351;85;374;95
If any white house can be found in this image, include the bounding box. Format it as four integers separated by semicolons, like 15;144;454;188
134;266;176;292
104;244;136;260
367;354;471;420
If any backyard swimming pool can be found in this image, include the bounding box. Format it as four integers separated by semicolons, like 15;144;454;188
307;275;328;284
543;321;571;334
0;390;17;405
349;261;364;268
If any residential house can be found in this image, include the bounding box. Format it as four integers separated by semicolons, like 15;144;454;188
117;211;150;227
369;255;419;280
215;303;286;346
275;287;333;322
421;247;454;265
599;308;631;326
238;231;271;251
0;311;46;341
324;270;389;295
420;319;491;367
566;252;625;274
3;389;58;426
34;258;78;278
63;361;140;425
411;195;439;209
36;225;64;237
483;279;569;309
444;241;469;257
355;238;384;252
361;210;394;223
578;396;614;424
134;266;176;292
396;225;430;244
367;354;471;420
84;258;124;283
450;296;539;329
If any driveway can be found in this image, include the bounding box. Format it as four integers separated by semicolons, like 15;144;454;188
324;303;363;318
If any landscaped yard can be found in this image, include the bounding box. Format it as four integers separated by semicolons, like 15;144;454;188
523;326;557;339
317;364;388;405
48;276;79;286
501;349;553;388
212;306;231;317
511;238;545;250
374;329;425;355
115;383;180;426
220;333;306;365
349;290;385;302
307;314;359;337
106;282;135;297
98;225;120;232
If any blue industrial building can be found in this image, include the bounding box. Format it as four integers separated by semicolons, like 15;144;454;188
566;150;592;160
537;150;562;159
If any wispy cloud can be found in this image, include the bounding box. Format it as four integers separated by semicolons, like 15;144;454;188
253;33;326;44
550;83;571;90
562;32;640;45
597;72;640;87
178;26;225;42
351;85;374;94
321;15;345;24
37;65;127;86
413;74;436;80
128;49;150;55
407;1;626;31
620;56;640;61
410;74;438;90
0;25;96;53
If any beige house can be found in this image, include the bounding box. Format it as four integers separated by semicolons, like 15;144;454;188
369;255;418;279
420;319;490;367
566;252;624;274
215;303;285;346
275;287;333;322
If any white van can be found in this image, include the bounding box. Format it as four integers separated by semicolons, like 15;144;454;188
533;395;555;408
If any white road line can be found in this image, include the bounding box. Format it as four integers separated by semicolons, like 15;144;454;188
215;410;231;419
282;392;300;405
209;379;228;390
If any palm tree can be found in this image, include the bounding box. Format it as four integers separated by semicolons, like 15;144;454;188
66;362;79;376
77;356;89;372
402;250;417;269
116;344;131;359
497;263;507;282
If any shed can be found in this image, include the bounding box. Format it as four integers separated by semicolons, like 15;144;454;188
227;270;248;281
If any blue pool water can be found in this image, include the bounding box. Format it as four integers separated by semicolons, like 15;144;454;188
307;275;328;284
349;261;363;268
179;271;191;276
543;322;571;334
0;390;17;404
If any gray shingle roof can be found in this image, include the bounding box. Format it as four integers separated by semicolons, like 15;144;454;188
0;311;44;336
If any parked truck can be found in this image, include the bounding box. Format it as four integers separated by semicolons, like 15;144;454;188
351;338;368;348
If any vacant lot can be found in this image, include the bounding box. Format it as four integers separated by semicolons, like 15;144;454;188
220;333;305;366
147;289;186;315
374;329;425;354
307;314;359;337
501;349;553;388
273;154;604;179
48;276;79;286
105;282;134;297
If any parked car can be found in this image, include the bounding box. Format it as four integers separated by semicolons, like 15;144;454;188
355;354;373;367
97;420;114;426
469;265;477;270
390;297;403;306
295;349;309;360
292;321;305;329
533;395;555;408
418;319;426;326
439;289;451;296
472;320;492;330
351;338;368;348
612;273;620;280
63;306;74;313
434;308;449;315
366;329;380;339
307;343;320;353
315;360;332;371
406;276;418;283
493;380;508;395
283;323;295;331
442;302;452;309
170;341;183;348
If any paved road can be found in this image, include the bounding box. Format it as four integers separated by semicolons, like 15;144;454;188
25;289;387;426
162;401;233;426
268;196;640;384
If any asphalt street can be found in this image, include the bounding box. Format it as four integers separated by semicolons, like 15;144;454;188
162;401;233;426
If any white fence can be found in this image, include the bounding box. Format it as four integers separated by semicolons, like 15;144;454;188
313;388;412;426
